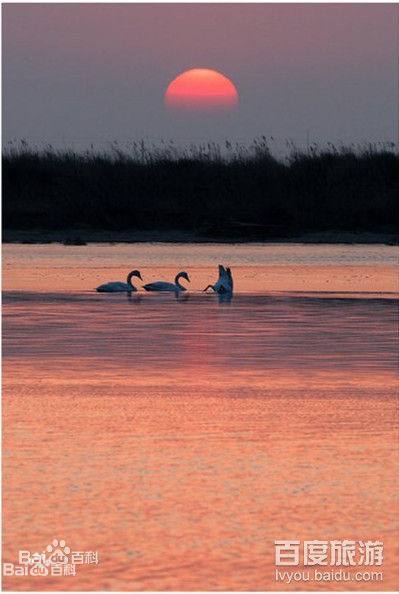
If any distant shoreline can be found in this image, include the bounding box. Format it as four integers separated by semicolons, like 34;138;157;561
3;229;398;245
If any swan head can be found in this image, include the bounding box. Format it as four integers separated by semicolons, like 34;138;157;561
177;271;190;283
127;269;143;282
127;270;143;290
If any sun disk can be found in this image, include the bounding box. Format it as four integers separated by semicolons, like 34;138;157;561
165;68;238;110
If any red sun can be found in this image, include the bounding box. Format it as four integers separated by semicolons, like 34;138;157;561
165;68;238;110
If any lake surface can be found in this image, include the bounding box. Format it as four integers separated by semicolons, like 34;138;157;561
3;243;398;590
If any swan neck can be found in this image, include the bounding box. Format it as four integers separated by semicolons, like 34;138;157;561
127;272;135;290
175;272;184;289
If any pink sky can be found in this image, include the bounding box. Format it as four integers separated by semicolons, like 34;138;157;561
3;4;398;149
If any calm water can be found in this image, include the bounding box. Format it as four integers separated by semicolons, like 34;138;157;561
3;243;399;590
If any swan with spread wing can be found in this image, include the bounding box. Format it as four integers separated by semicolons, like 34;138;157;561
203;265;233;294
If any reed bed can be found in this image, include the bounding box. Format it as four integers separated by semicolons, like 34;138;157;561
3;139;398;238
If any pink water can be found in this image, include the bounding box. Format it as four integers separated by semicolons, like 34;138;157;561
2;243;398;590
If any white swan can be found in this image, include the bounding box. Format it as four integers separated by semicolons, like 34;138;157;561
204;265;233;294
143;271;190;292
96;269;142;293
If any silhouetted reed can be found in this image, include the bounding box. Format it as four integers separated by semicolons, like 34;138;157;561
3;139;398;238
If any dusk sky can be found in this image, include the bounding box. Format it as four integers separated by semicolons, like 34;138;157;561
3;3;398;151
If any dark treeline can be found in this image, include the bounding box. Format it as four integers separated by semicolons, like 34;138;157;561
3;140;398;239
